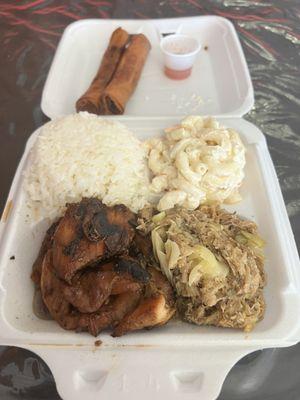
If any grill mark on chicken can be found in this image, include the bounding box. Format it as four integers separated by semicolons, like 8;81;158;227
89;204;136;253
115;256;150;283
52;199;135;282
86;208;121;242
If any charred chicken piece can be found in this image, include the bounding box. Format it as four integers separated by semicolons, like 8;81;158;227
112;294;171;337
40;250;82;331
147;267;176;308
84;290;142;337
35;198;175;338
112;267;175;337
62;262;117;313
52;198;135;282
111;257;148;294
63;261;143;313
31;220;60;286
73;257;149;333
115;255;150;283
41;251;143;334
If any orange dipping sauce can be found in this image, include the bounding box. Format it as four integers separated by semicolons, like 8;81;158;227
160;35;200;81
164;66;192;80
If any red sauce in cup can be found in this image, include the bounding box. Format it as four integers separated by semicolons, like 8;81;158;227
161;35;200;81
164;66;192;80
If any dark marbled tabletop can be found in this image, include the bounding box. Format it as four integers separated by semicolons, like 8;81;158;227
0;1;299;399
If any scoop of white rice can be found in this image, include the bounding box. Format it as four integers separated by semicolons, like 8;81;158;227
24;112;151;221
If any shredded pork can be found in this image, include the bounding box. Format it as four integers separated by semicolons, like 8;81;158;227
138;205;266;332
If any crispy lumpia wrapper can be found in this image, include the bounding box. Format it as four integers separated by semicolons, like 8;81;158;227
76;27;130;114
100;34;151;115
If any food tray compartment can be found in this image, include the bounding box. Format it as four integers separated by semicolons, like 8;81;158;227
1;117;300;400
41;17;254;119
0;117;299;347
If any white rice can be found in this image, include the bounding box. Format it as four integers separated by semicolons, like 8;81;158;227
24;112;151;221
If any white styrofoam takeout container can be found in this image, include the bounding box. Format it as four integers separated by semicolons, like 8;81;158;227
1;17;300;400
41;16;253;119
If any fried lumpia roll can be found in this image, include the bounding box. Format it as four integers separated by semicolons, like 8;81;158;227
76;27;130;114
100;34;151;115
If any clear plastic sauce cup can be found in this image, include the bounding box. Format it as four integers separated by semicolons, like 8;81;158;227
160;34;201;80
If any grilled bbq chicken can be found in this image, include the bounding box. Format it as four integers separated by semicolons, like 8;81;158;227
52;198;135;282
41;252;145;334
41;250;82;331
62;259;146;314
113;267;176;336
33;198;175;337
85;290;142;336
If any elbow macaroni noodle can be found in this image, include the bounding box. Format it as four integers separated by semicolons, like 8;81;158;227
146;116;246;211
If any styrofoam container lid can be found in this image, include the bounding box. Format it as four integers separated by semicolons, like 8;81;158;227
41;17;254;119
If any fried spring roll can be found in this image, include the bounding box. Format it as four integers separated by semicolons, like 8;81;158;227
100;34;151;115
76;27;130;114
